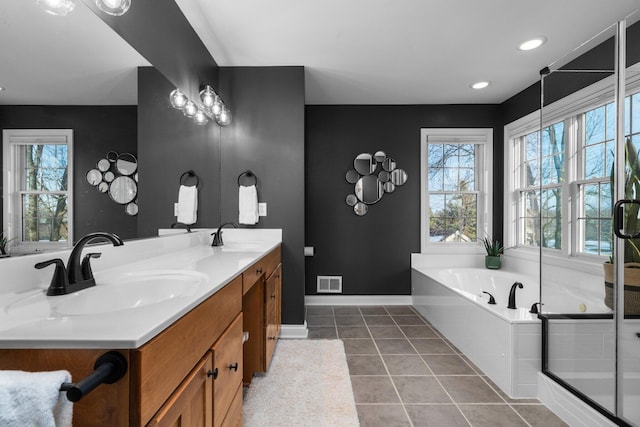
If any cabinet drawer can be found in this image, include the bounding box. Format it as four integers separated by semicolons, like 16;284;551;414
242;245;281;294
212;313;243;427
133;276;242;426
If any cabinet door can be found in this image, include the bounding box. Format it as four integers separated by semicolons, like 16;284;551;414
220;384;243;427
212;313;244;427
147;354;213;427
264;264;282;370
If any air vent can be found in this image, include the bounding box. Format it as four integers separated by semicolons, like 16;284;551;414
317;276;342;293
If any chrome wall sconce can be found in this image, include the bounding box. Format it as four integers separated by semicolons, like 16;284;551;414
169;85;232;127
36;0;131;16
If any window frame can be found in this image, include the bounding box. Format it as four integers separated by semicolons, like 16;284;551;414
2;129;74;254
504;71;640;267
420;128;493;253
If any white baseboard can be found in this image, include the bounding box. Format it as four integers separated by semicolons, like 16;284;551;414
537;372;616;427
279;322;309;339
305;295;413;306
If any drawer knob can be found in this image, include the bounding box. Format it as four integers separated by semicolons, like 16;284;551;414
256;268;263;274
229;362;239;372
271;293;276;299
207;368;219;379
269;336;277;340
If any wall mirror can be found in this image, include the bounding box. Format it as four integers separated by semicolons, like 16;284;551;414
116;153;138;176
0;0;154;254
345;151;408;216
109;176;137;205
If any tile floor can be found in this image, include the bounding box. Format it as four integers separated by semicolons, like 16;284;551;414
306;305;568;427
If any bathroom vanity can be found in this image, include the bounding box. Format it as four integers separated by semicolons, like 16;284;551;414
0;230;282;426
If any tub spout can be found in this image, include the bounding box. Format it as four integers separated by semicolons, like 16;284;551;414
507;282;523;309
482;291;496;305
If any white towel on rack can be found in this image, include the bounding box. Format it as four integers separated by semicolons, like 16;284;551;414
177;184;198;225
0;370;73;427
239;184;259;225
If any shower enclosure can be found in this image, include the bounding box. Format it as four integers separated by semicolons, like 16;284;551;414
538;12;640;426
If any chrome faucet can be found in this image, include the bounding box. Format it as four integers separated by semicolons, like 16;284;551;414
211;222;237;246
35;232;124;296
507;282;523;309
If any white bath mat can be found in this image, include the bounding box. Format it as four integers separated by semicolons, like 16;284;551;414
243;339;359;427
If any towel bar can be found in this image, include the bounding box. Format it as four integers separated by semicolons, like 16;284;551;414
59;351;127;402
238;170;258;186
180;170;200;188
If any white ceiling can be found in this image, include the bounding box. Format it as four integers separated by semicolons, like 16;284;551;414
175;0;640;104
0;0;149;105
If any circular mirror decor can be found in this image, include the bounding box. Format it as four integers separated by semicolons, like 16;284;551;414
97;158;110;172
382;158;397;172
346;194;358;206
354;153;377;175
391;169;408;186
378;171;390;183
86;169;102;186
109;176;137;204
106;151;119;162
125;202;139;216
345;169;359;184
97;182;109;193
354;202;368;216
116;153;138;176
355;175;384;205
103;171;115;183
374;151;386;163
383;182;396;193
134;173;138;182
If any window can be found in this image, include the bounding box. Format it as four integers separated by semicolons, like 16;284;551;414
421;128;493;251
3;130;73;253
506;74;640;261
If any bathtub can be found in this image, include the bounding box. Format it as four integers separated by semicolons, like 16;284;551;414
411;265;610;398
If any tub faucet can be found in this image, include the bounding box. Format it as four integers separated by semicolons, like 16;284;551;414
36;232;124;296
507;282;523;309
482;291;496;305
211;222;237;246
529;302;543;314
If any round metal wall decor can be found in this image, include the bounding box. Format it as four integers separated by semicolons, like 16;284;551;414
85;151;139;215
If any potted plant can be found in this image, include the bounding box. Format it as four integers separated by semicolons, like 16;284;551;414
483;237;504;269
0;231;15;257
603;137;640;314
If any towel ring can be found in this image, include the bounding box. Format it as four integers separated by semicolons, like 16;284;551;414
238;170;258;187
180;170;200;188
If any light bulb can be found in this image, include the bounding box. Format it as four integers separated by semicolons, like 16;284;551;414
216;107;232;126
194;110;208;125
95;0;131;16
212;96;223;116
183;101;197;118
199;86;216;108
37;0;76;16
169;89;188;109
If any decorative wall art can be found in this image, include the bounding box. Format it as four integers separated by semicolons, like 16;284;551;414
345;151;407;216
85;151;139;216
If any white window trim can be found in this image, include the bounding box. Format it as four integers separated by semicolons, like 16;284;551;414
504;69;640;269
420;128;493;254
2;129;74;254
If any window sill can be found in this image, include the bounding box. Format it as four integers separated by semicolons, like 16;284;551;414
505;247;605;276
421;244;485;255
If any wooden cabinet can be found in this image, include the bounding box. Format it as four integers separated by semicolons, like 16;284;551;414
212;314;243;427
242;246;282;383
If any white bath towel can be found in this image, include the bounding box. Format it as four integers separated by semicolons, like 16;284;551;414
177;184;198;225
0;370;73;427
239;185;259;225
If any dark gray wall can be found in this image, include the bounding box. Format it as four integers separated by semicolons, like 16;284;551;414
219;66;306;325
305;105;503;296
0;105;138;240
137;67;221;236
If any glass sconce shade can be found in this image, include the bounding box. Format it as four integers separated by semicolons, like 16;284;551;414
200;86;216;108
95;0;131;16
216;107;232;126
183;101;197;118
193;110;208;125
212;96;223;116
169;89;188;109
37;0;76;16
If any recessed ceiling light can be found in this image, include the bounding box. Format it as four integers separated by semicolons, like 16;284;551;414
519;37;547;51
471;81;490;90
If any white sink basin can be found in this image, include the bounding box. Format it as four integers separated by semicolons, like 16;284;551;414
220;241;266;252
5;270;209;317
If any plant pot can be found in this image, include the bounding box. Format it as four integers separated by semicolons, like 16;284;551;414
485;255;501;270
602;262;640;315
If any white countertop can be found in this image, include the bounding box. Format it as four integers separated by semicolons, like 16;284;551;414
0;229;281;349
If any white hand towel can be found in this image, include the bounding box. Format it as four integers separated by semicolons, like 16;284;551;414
177;185;198;225
239;185;259;225
0;370;73;427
